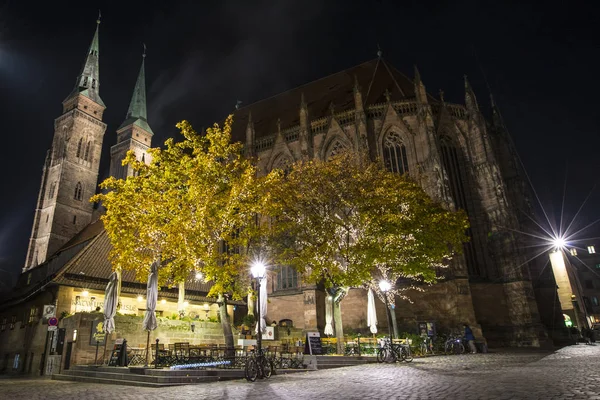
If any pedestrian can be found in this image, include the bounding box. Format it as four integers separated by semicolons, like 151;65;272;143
463;323;477;354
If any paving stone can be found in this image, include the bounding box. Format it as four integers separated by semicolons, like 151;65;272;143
1;345;600;399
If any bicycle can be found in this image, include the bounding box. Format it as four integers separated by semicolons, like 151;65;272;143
376;338;413;363
444;334;465;355
244;348;273;382
419;336;434;355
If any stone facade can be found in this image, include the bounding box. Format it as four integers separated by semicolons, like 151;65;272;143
23;22;107;272
234;58;550;346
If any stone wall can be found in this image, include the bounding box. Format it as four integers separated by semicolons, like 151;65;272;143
61;312;230;367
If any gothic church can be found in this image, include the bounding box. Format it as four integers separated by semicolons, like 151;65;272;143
0;16;558;376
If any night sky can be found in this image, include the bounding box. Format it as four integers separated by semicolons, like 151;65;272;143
0;0;598;285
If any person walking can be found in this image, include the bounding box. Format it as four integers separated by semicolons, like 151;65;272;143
463;323;477;354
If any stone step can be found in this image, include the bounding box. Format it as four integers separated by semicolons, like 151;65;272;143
59;369;219;384
52;374;203;388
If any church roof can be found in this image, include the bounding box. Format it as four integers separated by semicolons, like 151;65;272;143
2;220;244;307
231;57;438;141
52;229;224;302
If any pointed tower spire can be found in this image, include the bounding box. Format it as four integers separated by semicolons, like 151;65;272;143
110;45;153;180
118;45;153;134
67;14;104;106
464;74;479;112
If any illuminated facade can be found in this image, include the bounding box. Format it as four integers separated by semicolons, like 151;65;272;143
233;56;551;347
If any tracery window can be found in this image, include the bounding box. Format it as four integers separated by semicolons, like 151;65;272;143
439;135;480;277
383;131;409;174
74;182;83;201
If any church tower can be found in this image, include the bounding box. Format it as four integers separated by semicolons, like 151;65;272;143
24;17;108;271
109;48;153;179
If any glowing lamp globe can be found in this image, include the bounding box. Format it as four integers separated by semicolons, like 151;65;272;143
251;261;266;279
553;237;566;249
379;280;392;292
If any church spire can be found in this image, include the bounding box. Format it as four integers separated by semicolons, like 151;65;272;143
67;14;104;106
118;45;153;134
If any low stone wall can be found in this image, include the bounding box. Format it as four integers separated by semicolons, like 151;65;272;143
61;312;230;367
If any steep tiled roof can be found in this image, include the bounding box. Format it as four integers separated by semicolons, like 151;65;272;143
52;228;243;304
231;57;437;142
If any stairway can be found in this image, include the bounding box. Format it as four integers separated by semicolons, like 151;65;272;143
53;365;229;387
52;364;310;387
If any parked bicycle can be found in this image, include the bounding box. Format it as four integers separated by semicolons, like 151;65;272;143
244;348;273;382
376;337;413;363
444;334;465;355
419;336;434;355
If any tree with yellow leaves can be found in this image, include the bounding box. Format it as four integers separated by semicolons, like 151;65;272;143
266;151;468;353
93;115;279;355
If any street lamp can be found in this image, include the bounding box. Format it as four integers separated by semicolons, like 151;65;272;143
379;280;394;340
251;261;266;358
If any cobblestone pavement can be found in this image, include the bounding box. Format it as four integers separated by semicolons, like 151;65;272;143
2;345;600;400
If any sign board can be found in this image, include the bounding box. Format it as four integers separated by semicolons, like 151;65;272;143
304;332;322;355
43;305;56;319
108;341;127;367
90;319;106;346
48;317;58;327
48;325;57;332
418;321;436;337
263;326;275;340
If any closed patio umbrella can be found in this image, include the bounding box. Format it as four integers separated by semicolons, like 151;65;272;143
143;259;159;366
102;271;118;364
367;288;378;334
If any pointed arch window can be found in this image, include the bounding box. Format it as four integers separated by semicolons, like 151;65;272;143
383;131;409;174
48;182;56;199
76;138;83;159
83;76;88;87
91;79;96;89
84;141;91;162
74;182;83;201
439;135;480;277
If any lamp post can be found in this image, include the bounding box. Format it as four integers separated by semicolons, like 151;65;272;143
379;280;394;340
251;261;266;357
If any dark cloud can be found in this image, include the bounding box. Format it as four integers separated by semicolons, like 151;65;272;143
0;0;599;282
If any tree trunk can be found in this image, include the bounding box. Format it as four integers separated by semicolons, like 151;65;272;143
390;305;399;339
218;293;235;357
333;300;344;354
177;281;185;316
116;267;122;310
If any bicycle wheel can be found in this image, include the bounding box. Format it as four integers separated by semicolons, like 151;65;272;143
401;347;413;363
445;342;453;355
376;348;386;363
245;358;258;382
457;342;465;354
261;357;273;379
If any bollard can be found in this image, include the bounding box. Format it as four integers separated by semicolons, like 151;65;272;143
155;338;160;369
